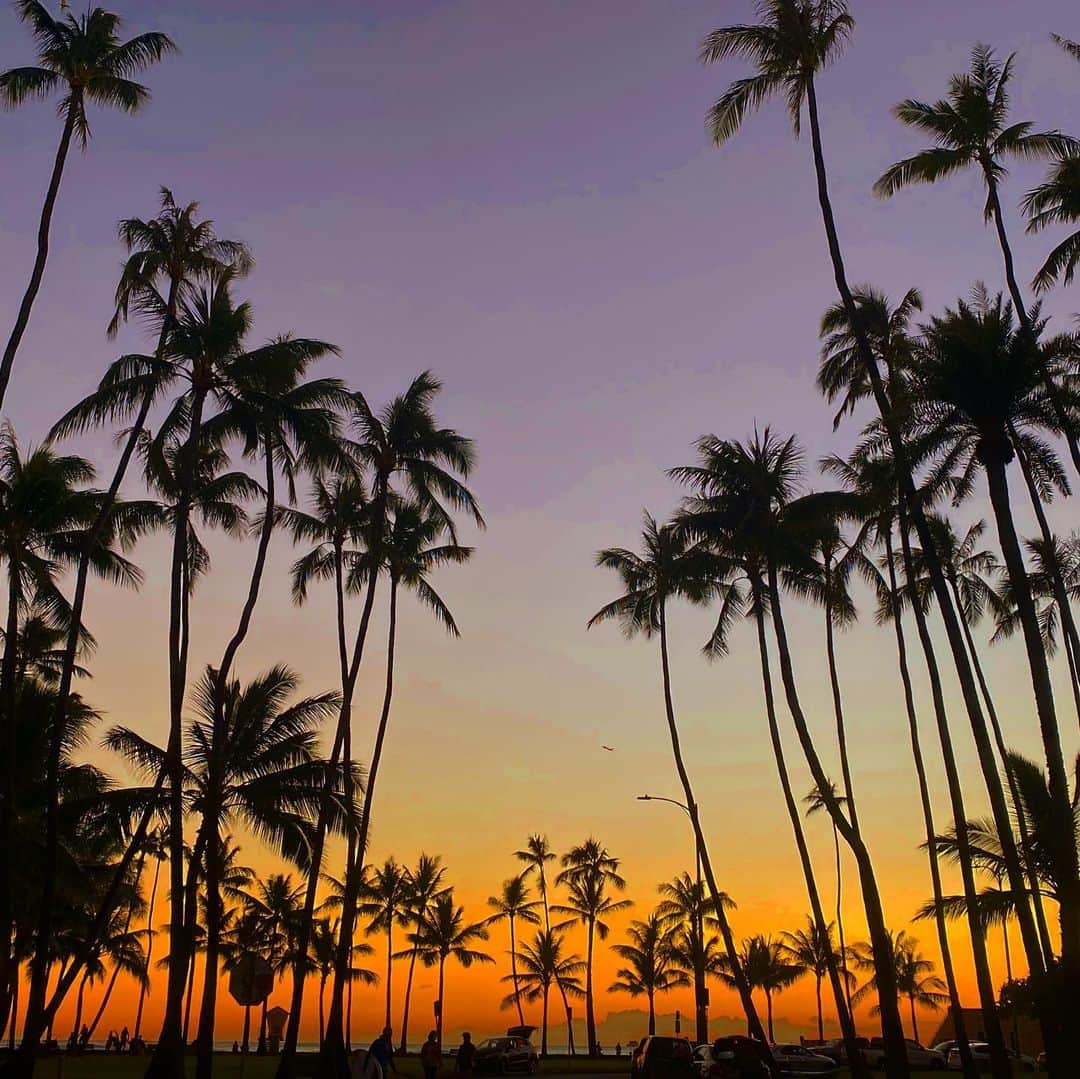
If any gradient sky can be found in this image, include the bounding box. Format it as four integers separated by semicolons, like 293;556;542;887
3;0;1080;1048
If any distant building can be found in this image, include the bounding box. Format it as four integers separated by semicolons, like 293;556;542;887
929;1009;1042;1058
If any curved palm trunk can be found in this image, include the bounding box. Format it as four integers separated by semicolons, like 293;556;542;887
400;945;420;1054
983;458;1080;978
509;915;524;1026
540;982;549;1057
437;956;446;1048
750;599;865;1079
815;975;823;1043
647;989;655;1037
948;574;1056;967
319;973;328;1049
6;965;17;1050
765;565;908;1079
0;573;23;1024
322;576;400;1076
275;556;381;1079
557;978;575;1056
764;990;773;1043
800;66;1056;1066
824;588;859;834
830;822;852;1016
385;923;394;1029
134;854;163;1041
0;106;76;410
70;969;90;1048
654;607;778;1077
884;533;977;1079
194;823;224;1079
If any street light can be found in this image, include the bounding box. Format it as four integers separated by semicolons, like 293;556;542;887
637;794;708;1043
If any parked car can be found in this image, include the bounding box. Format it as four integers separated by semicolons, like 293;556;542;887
946;1043;1037;1072
691;1038;769;1079
631;1036;696;1079
816;1038;869;1066
473;1029;538;1075
769;1044;838;1076
865;1038;945;1070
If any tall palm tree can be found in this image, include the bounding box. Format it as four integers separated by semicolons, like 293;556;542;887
132;829;167;1043
908;292;1080;984
504;930;584;1058
609;913;689;1036
703;13;1052;1064
280;373;481;1079
851;933;948;1046
553;841;633;1057
875;44;1080;473
321;502;472;1072
588;519;775;1062
779;918;846;1042
396;854;448;1055
487;877;542;1026
718;936;802;1043
0;1;176;411
360;859;411;1031
0;427;148;1031
412;891;493;1048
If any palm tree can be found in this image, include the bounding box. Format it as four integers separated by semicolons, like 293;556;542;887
487;877;542;1026
396;854;448;1055
280;373;481;1078
851;933;947;1046
875;44;1080;473
321;501;472;1072
133;829;167;1043
0;2;176;411
779;918;846;1042
908;292;1080;983
412;891;493;1048
588;518;775;1059
703;13;1052;1063
553;840;633;1057
718;936;802;1043
0;426;148;1030
656;871;733;1046
360;859;411;1031
504;930;584;1057
609;913;689;1036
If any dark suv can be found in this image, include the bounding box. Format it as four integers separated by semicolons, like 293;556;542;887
631;1036;696;1079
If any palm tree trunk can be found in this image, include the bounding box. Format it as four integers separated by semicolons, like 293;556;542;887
182;950;196;1044
401;946;419;1055
276;553;381;1079
85;963;123;1043
585;922;596;1056
984;172;1080;476
824;588;859;834
948;571;1056;967
884;532;977;1079
319;973;327;1049
909;997;918;1047
831;823;851;1016
437;957;446;1049
194;822;223;1079
0;105;76;410
648;990;655;1037
765;990;773;1044
815;975;823;1043
135;851;162;1041
750;598;864;1077
149;383;209;1079
242;1004;251;1054
385;923;393;1029
0;573;22;1023
541;983;549;1057
259;997;268;1055
509;916;525;1026
322;576;400;1073
802;67;1055;1067
765;564;908;1078
654;606;777;1075
71;970;90;1047
983;457;1080;975
557;979;575;1057
346;955;354;1052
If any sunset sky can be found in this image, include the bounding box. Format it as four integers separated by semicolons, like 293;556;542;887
2;0;1079;1049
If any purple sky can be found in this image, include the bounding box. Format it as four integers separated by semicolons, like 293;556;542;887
3;1;1080;1010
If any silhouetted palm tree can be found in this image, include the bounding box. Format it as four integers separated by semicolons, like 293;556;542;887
487;877;542;1026
396;854;448;1055
780;918;847;1042
0;1;176;410
609;913;689;1036
360;859;411;1031
718;936;802;1043
505;930;584;1057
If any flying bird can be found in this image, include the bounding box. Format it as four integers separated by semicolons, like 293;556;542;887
601;745;615;752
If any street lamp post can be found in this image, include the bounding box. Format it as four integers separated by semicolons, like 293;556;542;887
637;795;708;1045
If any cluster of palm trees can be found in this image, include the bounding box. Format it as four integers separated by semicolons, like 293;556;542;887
0;5;483;1079
592;5;1080;1079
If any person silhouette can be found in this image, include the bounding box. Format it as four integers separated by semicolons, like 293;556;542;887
421;1029;441;1079
455;1033;475;1077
